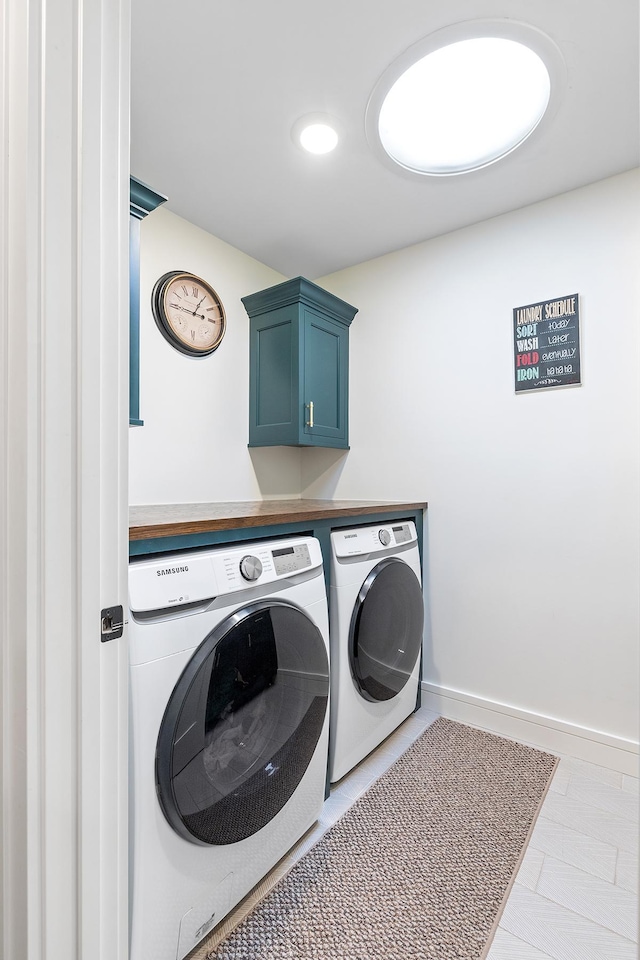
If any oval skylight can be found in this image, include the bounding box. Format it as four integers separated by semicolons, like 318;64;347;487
377;37;551;175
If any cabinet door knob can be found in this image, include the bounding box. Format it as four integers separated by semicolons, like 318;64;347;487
306;400;314;428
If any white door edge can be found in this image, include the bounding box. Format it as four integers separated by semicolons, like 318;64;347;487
1;0;130;957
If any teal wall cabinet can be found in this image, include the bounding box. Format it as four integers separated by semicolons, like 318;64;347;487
129;177;167;426
242;277;357;448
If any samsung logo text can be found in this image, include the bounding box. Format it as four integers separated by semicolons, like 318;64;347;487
156;565;189;577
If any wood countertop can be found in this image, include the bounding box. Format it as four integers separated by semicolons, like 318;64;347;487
129;499;427;541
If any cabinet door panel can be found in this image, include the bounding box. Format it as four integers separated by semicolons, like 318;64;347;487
249;308;299;446
303;310;347;444
256;321;294;426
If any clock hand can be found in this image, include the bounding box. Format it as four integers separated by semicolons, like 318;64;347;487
171;304;205;320
193;295;206;314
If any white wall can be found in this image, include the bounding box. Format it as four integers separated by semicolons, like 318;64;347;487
128;172;639;765
129;207;302;503
304;170;640;756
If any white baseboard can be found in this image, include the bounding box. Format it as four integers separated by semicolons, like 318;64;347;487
420;681;639;776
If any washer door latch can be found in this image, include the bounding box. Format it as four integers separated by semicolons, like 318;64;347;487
101;605;124;642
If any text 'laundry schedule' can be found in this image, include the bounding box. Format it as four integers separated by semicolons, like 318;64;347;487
513;293;581;392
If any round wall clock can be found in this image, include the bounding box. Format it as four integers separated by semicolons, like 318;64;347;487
151;270;226;357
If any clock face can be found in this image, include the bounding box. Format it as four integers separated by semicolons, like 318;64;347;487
152;272;226;356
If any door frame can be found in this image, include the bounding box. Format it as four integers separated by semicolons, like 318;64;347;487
1;0;130;957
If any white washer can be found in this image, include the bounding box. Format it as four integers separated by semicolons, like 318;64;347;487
328;520;424;783
128;536;330;960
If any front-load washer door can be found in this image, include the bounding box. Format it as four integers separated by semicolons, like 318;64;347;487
349;558;424;703
156;600;329;846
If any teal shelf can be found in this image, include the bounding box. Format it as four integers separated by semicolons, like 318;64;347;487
129;177;167;426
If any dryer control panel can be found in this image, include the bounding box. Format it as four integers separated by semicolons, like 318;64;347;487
332;521;417;559
129;536;321;613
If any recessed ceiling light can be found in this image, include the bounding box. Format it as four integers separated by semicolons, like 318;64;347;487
366;21;565;177
292;114;340;155
300;123;338;154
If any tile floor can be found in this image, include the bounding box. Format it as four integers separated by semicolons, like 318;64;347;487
194;707;639;960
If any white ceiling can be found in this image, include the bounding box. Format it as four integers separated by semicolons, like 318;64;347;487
131;0;639;280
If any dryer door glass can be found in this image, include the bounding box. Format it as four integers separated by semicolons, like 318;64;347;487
349;558;424;702
156;600;329;846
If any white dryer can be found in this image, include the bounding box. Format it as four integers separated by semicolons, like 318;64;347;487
328;520;424;783
128;536;330;960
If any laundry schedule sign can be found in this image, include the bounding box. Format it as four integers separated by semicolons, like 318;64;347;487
513;294;581;392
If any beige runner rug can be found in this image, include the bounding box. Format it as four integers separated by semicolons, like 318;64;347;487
204;717;558;960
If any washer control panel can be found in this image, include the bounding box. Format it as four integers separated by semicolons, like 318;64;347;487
272;543;311;576
332;521;417;559
129;536;321;612
218;540;312;588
